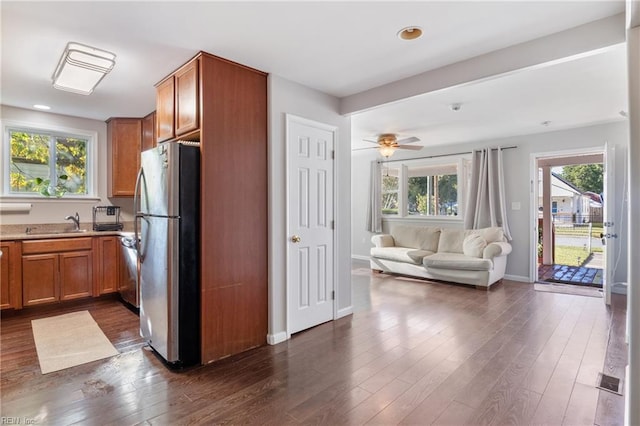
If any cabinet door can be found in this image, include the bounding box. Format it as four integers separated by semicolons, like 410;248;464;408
94;237;119;295
108;118;142;197
175;59;199;136
1;242;22;310
22;254;58;306
156;77;175;143
142;111;157;152
60;251;93;301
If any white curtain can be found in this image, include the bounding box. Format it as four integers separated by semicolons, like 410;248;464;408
366;160;382;233
464;147;512;240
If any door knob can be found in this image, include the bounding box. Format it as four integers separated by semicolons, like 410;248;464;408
291;235;301;243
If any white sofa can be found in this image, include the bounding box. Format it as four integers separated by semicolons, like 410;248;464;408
370;224;512;288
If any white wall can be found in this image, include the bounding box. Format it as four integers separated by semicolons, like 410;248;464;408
0;105;134;225
352;121;628;284
267;75;351;343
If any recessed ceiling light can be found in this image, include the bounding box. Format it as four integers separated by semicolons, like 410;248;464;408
33;104;51;110
397;26;423;41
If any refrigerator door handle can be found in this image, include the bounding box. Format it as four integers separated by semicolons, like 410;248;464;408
134;167;145;254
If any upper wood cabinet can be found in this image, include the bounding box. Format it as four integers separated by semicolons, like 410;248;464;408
156;78;175;143
175;59;199;136
141;111;157;153
156;58;200;143
1;241;22;310
107;117;142;197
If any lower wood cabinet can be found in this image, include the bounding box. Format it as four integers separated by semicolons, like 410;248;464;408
21;237;93;307
94;236;119;295
1;241;22;310
3;235;124;310
22;253;59;306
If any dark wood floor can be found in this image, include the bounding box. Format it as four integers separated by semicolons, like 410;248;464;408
1;266;627;425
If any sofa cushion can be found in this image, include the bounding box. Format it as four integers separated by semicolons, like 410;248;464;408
391;225;441;251
371;247;434;265
471;226;505;243
463;234;487;258
423;252;493;271
437;228;466;254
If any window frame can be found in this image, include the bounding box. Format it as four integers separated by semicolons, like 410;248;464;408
1;120;98;199
381;154;470;221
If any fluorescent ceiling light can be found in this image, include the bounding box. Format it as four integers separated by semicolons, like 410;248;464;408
52;42;116;95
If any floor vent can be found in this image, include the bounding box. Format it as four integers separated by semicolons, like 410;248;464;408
596;373;622;395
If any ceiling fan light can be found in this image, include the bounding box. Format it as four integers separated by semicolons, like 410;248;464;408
52;42;116;95
379;145;397;158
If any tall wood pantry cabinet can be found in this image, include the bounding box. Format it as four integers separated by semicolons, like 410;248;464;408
155;52;267;364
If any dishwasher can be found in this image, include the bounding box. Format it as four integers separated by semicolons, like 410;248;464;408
119;234;139;309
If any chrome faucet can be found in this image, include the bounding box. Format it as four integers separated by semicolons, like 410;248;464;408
65;212;80;230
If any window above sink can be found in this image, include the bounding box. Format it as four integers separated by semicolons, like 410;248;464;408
1;120;97;199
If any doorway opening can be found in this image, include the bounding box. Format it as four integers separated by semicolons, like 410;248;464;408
535;152;604;288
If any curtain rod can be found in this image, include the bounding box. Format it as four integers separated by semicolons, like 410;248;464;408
376;145;518;164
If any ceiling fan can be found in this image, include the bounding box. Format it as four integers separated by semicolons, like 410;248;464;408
363;133;423;158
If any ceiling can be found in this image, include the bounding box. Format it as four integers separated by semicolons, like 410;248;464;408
0;1;628;147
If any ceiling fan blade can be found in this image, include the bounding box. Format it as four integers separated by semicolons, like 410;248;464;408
362;137;379;143
397;145;423;151
396;136;420;144
351;146;380;151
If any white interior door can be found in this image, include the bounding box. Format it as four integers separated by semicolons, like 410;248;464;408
603;143;615;305
287;115;335;335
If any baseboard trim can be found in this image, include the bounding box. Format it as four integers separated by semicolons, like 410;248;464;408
266;331;288;345
504;274;531;283
337;306;353;319
351;254;370;262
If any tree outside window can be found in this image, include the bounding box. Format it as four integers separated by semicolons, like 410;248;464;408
9;129;88;197
407;164;458;217
381;167;399;215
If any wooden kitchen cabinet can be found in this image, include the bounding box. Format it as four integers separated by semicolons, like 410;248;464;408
196;53;267;363
156;57;199;143
21;238;93;307
59;251;93;301
1;241;22;310
22;254;58;306
107;117;142;197
156;77;175;143
175;59;199;136
93;236;119;295
141;111;157;152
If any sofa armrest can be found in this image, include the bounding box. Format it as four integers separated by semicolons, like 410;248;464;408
371;234;395;248
483;242;512;259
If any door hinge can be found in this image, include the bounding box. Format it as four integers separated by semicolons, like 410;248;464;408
331;150;335;160
330;220;335;230
331;290;335;300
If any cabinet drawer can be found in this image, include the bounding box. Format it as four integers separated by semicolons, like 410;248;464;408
22;237;93;254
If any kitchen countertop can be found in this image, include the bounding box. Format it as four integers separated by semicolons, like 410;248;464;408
0;222;134;241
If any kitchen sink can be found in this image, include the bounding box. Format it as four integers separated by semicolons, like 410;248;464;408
25;228;88;236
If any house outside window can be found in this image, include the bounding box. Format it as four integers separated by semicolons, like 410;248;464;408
2;123;96;198
380;156;469;219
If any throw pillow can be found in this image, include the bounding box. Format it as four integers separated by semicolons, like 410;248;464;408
463;233;487;258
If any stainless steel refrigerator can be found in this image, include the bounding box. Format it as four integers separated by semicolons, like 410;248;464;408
135;142;200;366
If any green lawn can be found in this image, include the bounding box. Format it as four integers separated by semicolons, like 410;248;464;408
554;245;592;267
